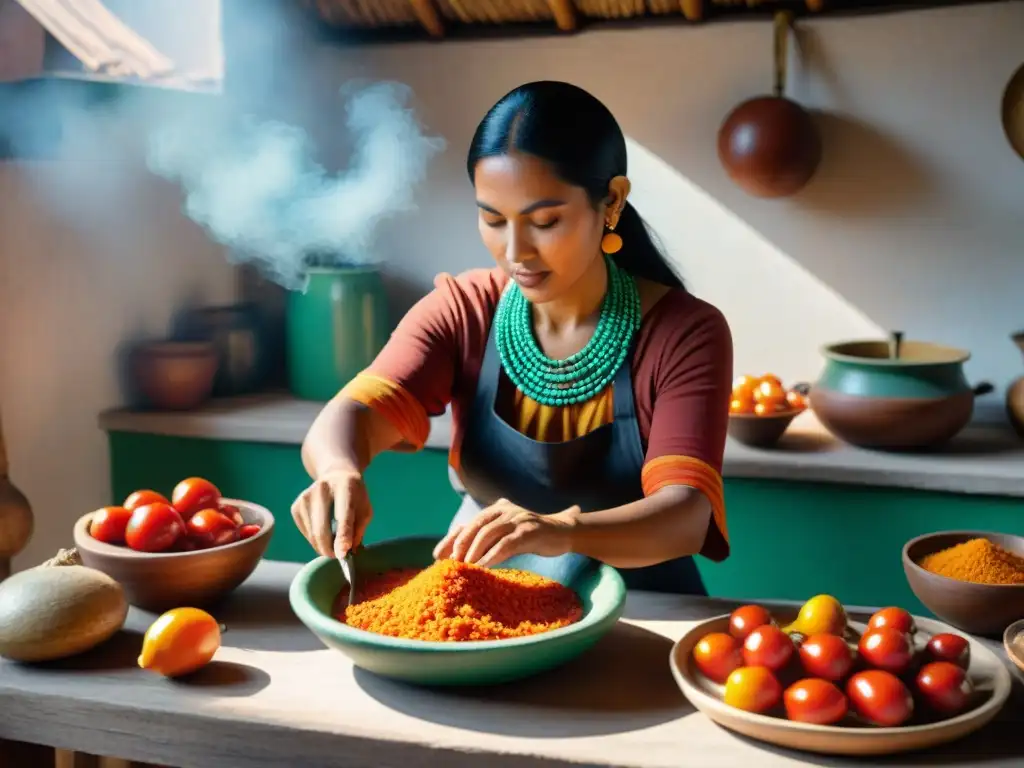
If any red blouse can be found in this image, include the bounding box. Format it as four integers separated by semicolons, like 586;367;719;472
343;267;734;561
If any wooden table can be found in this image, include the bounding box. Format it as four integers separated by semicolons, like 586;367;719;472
1;561;1022;768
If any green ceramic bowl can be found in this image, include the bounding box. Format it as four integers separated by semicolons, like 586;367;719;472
288;536;626;687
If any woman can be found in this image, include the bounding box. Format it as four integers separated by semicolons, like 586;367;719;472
292;80;733;594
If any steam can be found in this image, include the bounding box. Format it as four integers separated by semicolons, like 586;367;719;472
1;0;447;292
147;81;446;290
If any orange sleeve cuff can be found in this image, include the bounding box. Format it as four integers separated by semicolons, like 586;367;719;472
340;373;431;450
641;455;728;543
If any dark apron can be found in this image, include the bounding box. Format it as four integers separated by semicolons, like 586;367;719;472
449;318;707;595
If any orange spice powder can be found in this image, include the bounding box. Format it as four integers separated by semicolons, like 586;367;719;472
918;537;1024;585
336;559;584;641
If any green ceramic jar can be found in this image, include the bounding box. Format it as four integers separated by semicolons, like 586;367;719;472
286;267;390;402
807;333;993;450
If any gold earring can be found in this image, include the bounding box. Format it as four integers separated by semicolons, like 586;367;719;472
601;221;623;255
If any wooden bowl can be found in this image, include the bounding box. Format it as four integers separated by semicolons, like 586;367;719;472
289;537;626;687
73;499;274;613
671;610;1011;756
131;340;218;411
727;410;799;448
903;531;1024;637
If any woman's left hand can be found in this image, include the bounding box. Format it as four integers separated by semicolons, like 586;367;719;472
432;499;578;568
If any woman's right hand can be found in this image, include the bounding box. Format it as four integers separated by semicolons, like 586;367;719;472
291;467;373;560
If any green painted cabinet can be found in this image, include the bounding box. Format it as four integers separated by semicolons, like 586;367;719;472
106;431;1023;616
107;432;461;565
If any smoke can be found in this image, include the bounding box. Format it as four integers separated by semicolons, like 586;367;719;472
1;0;446;291
147;80;446;290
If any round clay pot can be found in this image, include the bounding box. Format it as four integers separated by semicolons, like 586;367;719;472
727;410;798;448
131;341;219;411
718;96;821;199
807;333;994;451
1007;332;1024;438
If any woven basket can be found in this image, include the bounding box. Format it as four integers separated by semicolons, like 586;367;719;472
435;0;554;23
306;0;420;26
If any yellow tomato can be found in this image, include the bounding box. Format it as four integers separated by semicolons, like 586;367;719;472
138;607;221;678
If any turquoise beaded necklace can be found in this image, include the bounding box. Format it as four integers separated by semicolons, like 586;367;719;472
494;253;641;407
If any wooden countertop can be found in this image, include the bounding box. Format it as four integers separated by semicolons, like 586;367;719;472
98;394;1024;498
0;560;1021;768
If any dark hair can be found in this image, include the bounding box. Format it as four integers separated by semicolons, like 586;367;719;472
467;81;684;290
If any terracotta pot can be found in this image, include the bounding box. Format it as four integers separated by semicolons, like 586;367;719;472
131;340;219;411
717;11;821;199
806;332;994;450
1007;331;1024;437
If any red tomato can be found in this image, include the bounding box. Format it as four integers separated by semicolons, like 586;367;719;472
925;633;970;669
783;678;848;725
858;626;914;674
187;508;239;548
220;503;245;527
88;506;134;545
742;625;794;672
785;390;807;411
729;604;774;641
692;632;744;684
123;490;169;512
238;524;262;540
799;633;855;681
916;661;973;715
172;536;200;552
171;477;221;518
867;607;916;636
846;670;914;726
125;503;185;553
724;666;782;713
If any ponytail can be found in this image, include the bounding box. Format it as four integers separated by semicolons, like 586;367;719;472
611;202;685;290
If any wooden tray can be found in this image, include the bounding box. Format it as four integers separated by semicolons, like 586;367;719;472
670;612;1012;756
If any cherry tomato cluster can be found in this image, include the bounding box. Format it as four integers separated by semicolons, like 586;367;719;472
730;374;807;417
88;477;263;553
692;602;975;728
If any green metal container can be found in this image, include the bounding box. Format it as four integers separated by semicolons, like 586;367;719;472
286;267;390;402
289;537;627;687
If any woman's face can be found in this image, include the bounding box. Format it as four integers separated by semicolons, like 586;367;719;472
473;153;605;303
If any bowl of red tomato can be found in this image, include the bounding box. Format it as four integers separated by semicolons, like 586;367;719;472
72;476;274;612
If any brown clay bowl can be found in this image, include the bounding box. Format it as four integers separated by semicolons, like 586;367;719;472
902;530;1024;637
727;409;799;448
73;498;274;613
131;340;219;411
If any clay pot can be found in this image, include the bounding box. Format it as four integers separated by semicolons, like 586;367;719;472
131;341;219;411
717;12;821;199
727;410;798;449
806;332;994;451
1007;332;1024;437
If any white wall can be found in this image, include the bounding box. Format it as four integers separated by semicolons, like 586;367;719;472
1;1;1021;567
0;163;235;568
302;1;1023;389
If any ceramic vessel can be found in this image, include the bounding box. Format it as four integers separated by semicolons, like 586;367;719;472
131;340;218;411
289;536;626;687
286;267;390;402
807;332;993;450
671;609;1011;756
726;410;798;448
1006;332;1024;437
0;412;32;581
174;303;270;396
73;499;274;612
902;530;1024;637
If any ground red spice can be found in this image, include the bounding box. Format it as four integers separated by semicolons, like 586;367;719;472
333;559;583;641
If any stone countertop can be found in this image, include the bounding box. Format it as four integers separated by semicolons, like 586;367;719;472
1;560;1021;768
98;394;1024;498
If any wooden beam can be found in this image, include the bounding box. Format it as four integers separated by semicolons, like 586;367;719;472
545;0;576;31
408;0;444;37
679;0;703;21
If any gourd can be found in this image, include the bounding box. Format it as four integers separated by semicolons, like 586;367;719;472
0;548;128;662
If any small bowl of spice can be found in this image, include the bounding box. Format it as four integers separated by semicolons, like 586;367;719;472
903;531;1024;637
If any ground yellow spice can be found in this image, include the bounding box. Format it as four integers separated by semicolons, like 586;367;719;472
336;559;583;641
919;537;1024;585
